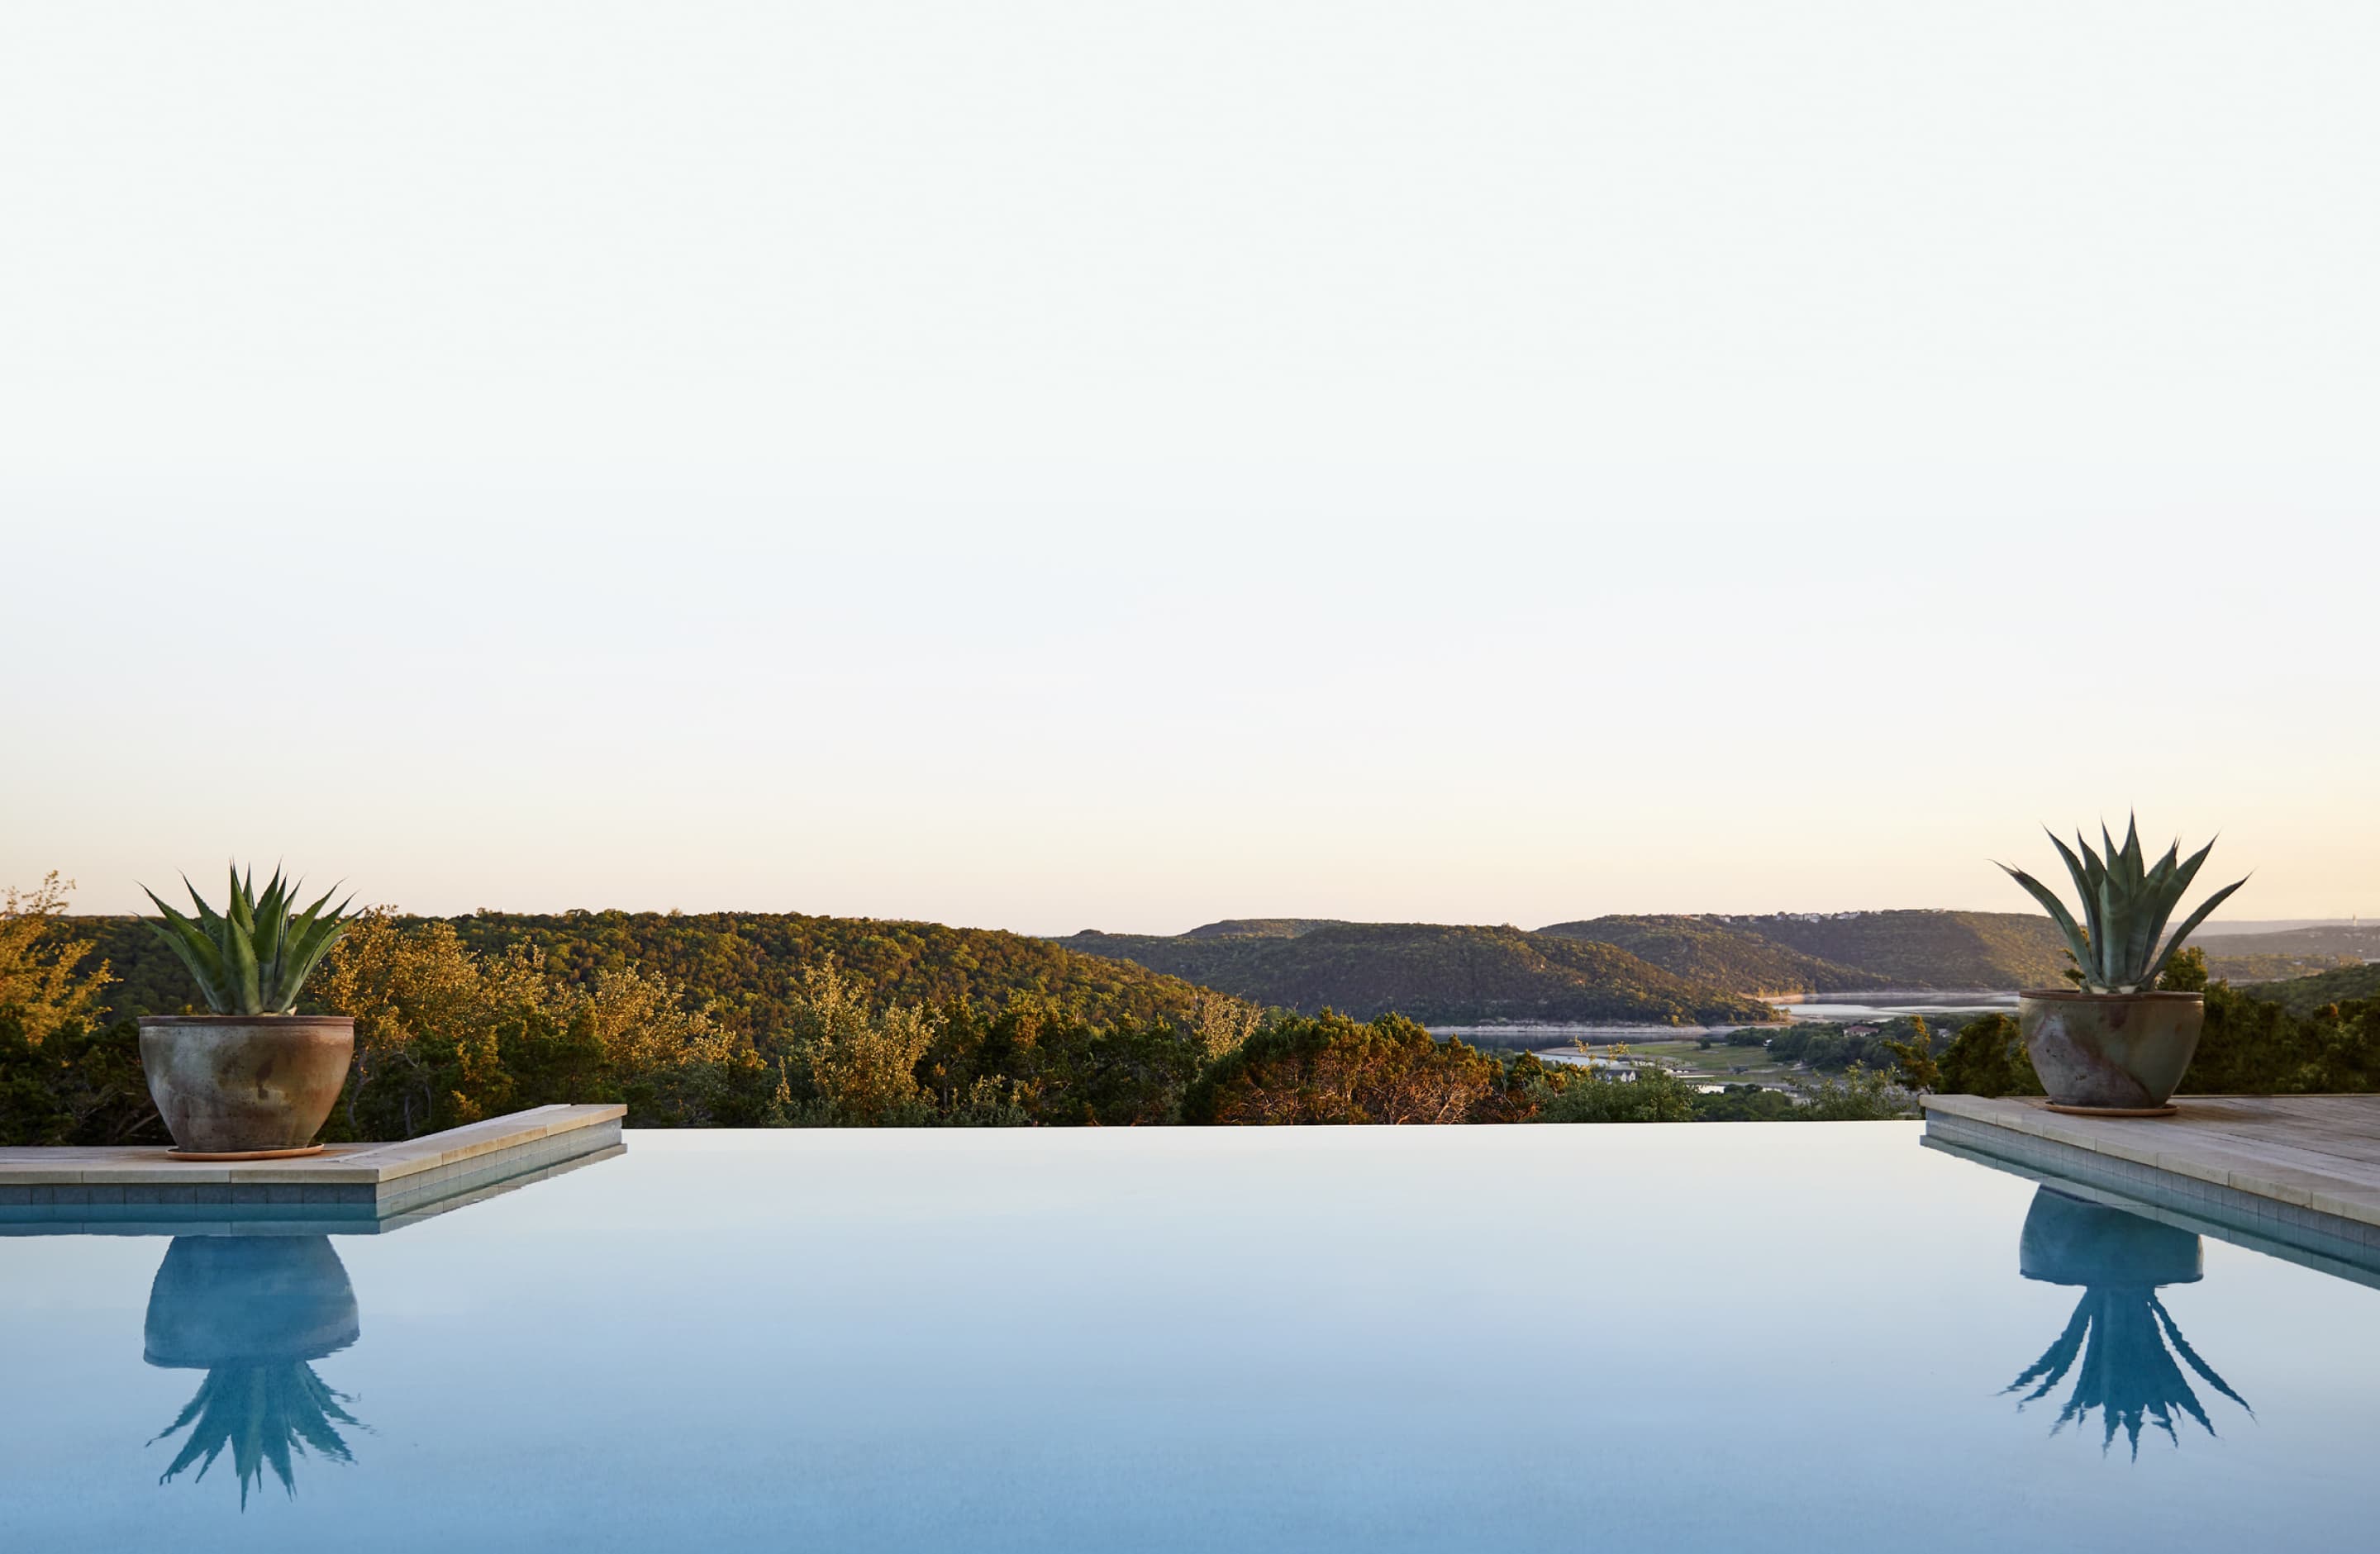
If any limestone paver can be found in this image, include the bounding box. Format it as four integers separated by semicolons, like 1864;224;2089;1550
1923;1094;2380;1231
0;1104;623;1188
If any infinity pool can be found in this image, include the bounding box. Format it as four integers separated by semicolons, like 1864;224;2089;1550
3;1126;2373;1551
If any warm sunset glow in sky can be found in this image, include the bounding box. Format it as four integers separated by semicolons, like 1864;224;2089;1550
5;3;2374;931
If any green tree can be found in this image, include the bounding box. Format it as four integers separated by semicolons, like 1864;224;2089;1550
2158;945;2210;993
1880;1015;1940;1093
1692;1084;1802;1121
788;959;938;1125
1935;1012;2044;1097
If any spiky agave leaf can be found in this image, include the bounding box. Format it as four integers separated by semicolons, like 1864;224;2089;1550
1998;863;2093;970
247;867;290;996
2045;831;2106;979
2122;840;2180;988
266;886;352;1013
140;889;234;1011
2144;876;2252;989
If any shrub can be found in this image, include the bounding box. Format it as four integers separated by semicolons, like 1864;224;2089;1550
1798;1063;1916;1120
1534;1061;1701;1123
1934;1012;2043;1097
0;1010;167;1146
1182;1011;1514;1124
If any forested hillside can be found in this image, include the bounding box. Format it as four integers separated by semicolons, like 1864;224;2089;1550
1716;910;2069;989
1534;915;1888;996
66;910;1225;1034
2202;952;2363;984
2188;924;2380;960
2241;960;2380;1015
1058;923;1777;1025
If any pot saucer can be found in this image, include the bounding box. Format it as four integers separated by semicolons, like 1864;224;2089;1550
2043;1103;2178;1119
164;1144;328;1162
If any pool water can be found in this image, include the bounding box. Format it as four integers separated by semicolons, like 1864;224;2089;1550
3;1126;2373;1551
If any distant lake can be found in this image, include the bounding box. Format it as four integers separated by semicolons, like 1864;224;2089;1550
1429;991;2020;1048
1769;991;2019;1022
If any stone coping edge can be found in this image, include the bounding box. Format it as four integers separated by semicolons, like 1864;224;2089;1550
0;1104;626;1187
2;1138;627;1236
1921;1093;2380;1230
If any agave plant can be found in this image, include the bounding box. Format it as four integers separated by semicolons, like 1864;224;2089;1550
1997;817;2247;994
143;866;353;1016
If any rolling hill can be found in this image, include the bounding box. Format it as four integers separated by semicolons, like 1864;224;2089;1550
2240;960;2380;1015
1534;915;1890;996
2184;924;2380;961
1178;919;1348;939
1056;923;1778;1025
1712;910;2071;990
65;911;1232;1036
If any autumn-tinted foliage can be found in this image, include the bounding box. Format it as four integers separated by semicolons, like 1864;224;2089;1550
67;910;1225;1033
1180;1011;1530;1124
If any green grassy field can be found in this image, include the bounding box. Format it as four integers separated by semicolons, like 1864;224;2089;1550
1542;1035;1809;1087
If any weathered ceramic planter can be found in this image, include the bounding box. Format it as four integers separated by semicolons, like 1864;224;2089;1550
137;1015;355;1157
2017;990;2204;1114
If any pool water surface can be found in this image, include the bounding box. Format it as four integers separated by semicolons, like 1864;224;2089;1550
2;1125;2372;1551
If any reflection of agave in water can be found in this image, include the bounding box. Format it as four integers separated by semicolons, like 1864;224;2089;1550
150;1362;362;1506
142;1235;365;1506
2005;1288;2253;1457
2006;1187;2253;1457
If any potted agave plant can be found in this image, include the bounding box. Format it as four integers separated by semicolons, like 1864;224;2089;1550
1998;818;2245;1115
140;866;355;1159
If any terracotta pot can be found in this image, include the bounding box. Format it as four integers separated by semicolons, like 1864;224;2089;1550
137;1015;355;1154
2016;990;2204;1112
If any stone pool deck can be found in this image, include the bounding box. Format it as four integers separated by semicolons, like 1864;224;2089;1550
1922;1093;2380;1279
0;1103;623;1233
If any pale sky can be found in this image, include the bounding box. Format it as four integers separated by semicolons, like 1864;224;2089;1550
4;3;2374;932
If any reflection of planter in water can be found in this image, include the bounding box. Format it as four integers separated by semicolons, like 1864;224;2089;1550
2020;1185;2202;1288
144;1237;364;1504
2006;1188;2249;1456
